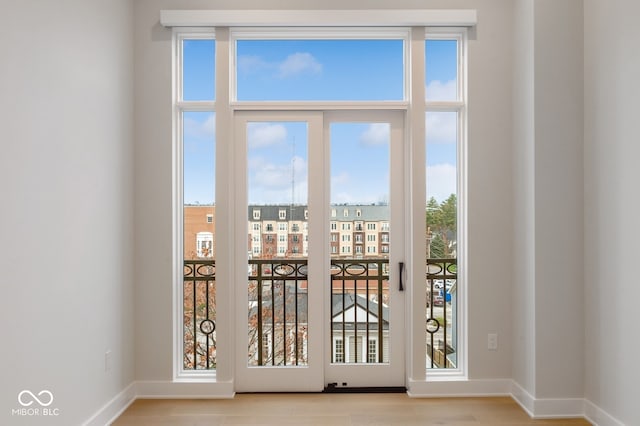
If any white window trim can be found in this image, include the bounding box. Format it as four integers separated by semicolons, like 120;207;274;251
172;24;469;384
161;10;477;28
172;28;219;381
422;27;468;381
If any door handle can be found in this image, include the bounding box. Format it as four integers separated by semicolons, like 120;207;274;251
399;262;405;292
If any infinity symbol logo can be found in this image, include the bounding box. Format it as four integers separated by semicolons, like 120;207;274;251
18;390;54;407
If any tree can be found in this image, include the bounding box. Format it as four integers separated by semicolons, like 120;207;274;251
426;194;457;258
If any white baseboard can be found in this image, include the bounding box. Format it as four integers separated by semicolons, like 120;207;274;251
82;383;136;426
84;379;626;426
82;380;235;426
584;399;625;426
407;378;512;397
136;380;235;399
511;381;584;419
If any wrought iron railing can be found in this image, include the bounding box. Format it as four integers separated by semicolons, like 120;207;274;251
426;258;457;369
330;259;390;364
183;257;458;371
248;259;309;366
183;260;217;370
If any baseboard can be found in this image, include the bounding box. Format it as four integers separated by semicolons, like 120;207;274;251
82;382;137;426
584;399;625;426
510;381;535;416
407;378;512;397
511;381;584;419
136;380;235;399
83;380;626;426
82;380;235;426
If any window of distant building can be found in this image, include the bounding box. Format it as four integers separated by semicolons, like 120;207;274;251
196;232;214;258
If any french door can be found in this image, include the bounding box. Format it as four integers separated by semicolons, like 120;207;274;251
234;110;405;391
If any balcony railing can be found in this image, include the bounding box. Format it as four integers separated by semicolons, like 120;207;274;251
248;259;309;366
330;259;390;364
426;258;457;369
183;257;458;370
183;260;216;370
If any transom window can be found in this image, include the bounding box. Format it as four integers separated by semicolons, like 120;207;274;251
234;37;405;102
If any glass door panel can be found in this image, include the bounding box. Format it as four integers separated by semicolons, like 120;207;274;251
324;112;405;389
329;122;391;365
235;111;404;391
246;121;309;367
235;112;323;392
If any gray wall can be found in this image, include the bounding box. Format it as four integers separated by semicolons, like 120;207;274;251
512;0;585;403
584;0;640;424
0;1;135;425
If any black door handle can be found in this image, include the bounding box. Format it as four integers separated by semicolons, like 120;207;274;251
399;262;405;292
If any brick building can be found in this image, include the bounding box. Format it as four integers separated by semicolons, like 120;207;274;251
183;204;391;260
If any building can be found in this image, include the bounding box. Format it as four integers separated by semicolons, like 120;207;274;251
3;1;639;425
184;205;215;259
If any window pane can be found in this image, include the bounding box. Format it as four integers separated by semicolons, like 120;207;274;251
330;122;390;364
425;40;458;101
237;40;404;101
182;111;216;370
246;122;309;367
425;111;457;370
183;39;215;101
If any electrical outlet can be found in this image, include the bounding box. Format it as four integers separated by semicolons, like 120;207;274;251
488;333;498;351
105;350;112;372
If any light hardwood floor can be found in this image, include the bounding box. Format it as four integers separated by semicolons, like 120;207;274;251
113;394;592;425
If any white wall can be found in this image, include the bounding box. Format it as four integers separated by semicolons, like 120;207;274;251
512;0;536;396
133;0;515;383
0;1;135;425
512;0;585;405
584;0;640;424
533;0;584;400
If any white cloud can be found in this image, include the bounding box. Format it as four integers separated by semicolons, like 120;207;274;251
427;163;457;202
426;79;457;101
360;123;390;146
237;55;270;74
278;52;322;78
238;52;323;79
331;171;350;186
184;113;216;139
247;123;287;148
426;111;457;145
249;155;309;204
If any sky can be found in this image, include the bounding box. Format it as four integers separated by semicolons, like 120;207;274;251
182;38;458;205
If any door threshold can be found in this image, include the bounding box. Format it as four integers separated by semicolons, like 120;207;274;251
323;384;407;393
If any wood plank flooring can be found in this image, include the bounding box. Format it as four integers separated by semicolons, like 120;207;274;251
113;394;592;425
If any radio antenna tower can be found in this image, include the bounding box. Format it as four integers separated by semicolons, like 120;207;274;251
290;136;296;217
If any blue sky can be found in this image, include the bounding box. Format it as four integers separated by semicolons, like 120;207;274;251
182;38;458;205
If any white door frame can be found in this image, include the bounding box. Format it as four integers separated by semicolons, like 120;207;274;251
234;110;324;392
234;109;405;391
323;110;406;389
